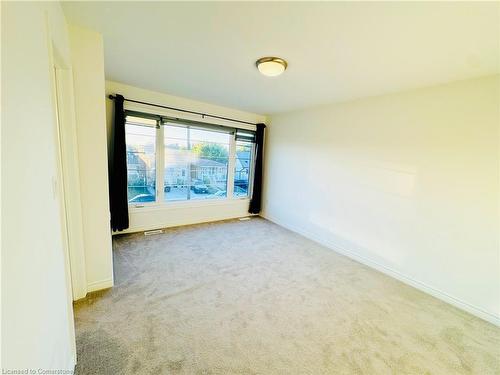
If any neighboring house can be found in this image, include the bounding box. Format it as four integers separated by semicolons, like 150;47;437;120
126;146;149;186
235;151;251;182
126;145;156;200
164;148;227;189
164;148;190;187
192;158;227;183
130;146;246;190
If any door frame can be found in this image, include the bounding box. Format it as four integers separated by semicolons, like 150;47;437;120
52;65;88;301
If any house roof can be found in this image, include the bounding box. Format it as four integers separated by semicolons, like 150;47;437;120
193;158;226;167
236;151;250;170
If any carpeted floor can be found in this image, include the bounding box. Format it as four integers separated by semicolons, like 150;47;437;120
74;218;499;374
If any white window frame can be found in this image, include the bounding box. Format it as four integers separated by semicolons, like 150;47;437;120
125;113;256;210
233;138;256;199
123;120;158;209
156;123;165;203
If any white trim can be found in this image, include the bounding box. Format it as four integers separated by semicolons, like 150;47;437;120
247;142;257;199
47;32;78;369
156;123;165;203
54;67;88;301
129;197;250;212
121;198;252;235
64;354;77;373
119;213;257;235
262;213;500;327
227;132;236;197
87;278;114;293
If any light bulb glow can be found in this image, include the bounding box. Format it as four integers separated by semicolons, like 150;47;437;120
256;57;287;77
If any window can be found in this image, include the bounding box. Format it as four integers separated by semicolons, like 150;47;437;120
125;122;156;203
234;140;253;197
125;112;254;205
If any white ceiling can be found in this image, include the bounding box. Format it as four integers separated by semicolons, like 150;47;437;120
62;2;499;115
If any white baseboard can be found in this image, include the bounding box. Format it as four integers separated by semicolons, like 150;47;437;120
262;213;500;327
87;278;113;293
68;354;76;373
116;214;257;235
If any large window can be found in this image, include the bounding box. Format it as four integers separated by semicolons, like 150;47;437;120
125;113;255;205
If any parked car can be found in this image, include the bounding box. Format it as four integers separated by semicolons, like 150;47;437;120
190;180;209;194
234;179;248;190
164;185;171;192
234;186;248;197
128;193;155;203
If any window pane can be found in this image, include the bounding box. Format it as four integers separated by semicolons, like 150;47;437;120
190;128;229;200
125;124;156;203
234;140;253;197
164;125;230;201
164;126;189;201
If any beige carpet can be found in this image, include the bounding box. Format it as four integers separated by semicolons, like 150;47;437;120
74;218;499;374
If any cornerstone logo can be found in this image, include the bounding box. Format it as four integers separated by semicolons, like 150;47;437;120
2;370;74;375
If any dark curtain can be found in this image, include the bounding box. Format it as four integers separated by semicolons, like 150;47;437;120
249;123;266;214
109;94;129;231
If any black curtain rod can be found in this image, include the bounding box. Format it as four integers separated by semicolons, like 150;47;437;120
108;95;261;126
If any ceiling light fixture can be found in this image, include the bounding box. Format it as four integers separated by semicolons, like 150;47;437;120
256;57;288;77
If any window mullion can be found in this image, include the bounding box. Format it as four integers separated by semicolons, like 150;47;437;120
187;127;191;200
248;143;256;199
227;132;236;198
156;123;165;203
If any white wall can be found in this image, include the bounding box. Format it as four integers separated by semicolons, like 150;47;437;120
2;1;76;370
105;81;266;234
70;26;113;292
263;76;500;325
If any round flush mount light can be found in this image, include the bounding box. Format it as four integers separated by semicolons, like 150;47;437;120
256;57;288;77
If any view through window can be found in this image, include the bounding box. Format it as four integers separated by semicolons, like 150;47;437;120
125;115;254;205
164;125;230;201
125;123;156;203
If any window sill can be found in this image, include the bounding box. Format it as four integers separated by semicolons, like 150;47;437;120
128;197;250;213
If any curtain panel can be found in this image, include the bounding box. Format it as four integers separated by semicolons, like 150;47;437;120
249;123;266;214
109;94;129;231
